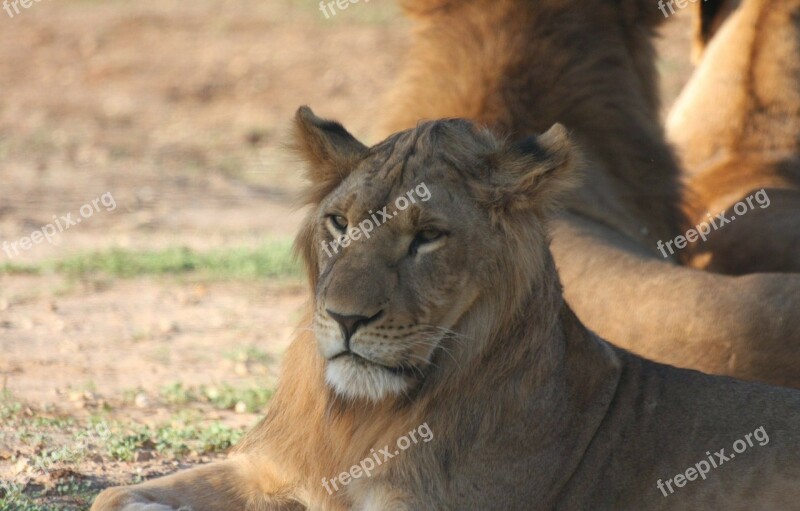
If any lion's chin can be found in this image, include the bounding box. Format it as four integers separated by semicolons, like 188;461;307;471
325;356;413;402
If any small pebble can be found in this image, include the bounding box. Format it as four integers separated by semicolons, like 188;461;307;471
134;393;150;408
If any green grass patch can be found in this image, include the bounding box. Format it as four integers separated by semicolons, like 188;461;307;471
0;390;23;422
0;412;245;511
159;382;273;413
0;261;39;275
0;240;302;281
0;487;59;511
0;391;250;509
0;477;97;511
106;421;244;462
224;345;273;365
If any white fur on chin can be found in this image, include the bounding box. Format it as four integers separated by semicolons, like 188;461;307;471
325;357;410;402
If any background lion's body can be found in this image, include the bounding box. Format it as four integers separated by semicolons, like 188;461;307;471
667;0;800;273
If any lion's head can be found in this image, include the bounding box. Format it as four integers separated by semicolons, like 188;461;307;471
292;107;578;402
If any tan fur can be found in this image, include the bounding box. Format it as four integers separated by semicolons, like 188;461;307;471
667;0;800;273
380;0;800;386
92;112;800;511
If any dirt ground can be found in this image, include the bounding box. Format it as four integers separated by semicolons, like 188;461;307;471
0;1;693;508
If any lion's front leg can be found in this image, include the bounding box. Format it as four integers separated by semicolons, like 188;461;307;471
91;456;305;511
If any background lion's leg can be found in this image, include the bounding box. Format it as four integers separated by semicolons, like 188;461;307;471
91;457;305;511
552;214;800;387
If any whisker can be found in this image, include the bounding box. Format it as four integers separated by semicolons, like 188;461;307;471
410;335;463;371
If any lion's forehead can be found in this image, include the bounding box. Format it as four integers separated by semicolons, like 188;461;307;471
337;161;467;213
349;120;490;193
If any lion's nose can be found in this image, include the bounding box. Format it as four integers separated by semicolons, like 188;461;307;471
326;309;383;348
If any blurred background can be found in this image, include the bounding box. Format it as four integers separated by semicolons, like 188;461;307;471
0;1;693;508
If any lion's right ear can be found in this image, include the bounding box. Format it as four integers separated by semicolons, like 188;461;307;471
691;0;735;63
292;106;368;197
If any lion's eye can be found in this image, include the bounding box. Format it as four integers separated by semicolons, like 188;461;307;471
409;229;445;256
328;215;348;233
417;229;444;243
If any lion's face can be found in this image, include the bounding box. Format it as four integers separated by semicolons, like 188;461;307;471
293;107;576;402
313;162;490;402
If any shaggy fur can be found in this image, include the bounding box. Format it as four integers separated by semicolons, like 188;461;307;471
91;110;800;511
667;0;800;273
381;0;800;386
383;0;684;246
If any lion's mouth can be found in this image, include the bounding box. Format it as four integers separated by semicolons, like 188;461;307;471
329;350;419;377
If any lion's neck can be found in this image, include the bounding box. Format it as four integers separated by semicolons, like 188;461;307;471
441;268;621;406
381;0;684;244
428;262;568;396
412;283;623;507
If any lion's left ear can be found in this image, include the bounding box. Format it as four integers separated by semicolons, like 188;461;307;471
481;124;580;218
292;106;368;198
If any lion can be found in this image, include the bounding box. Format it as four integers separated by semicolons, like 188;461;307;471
666;0;800;274
380;0;800;387
92;108;800;511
